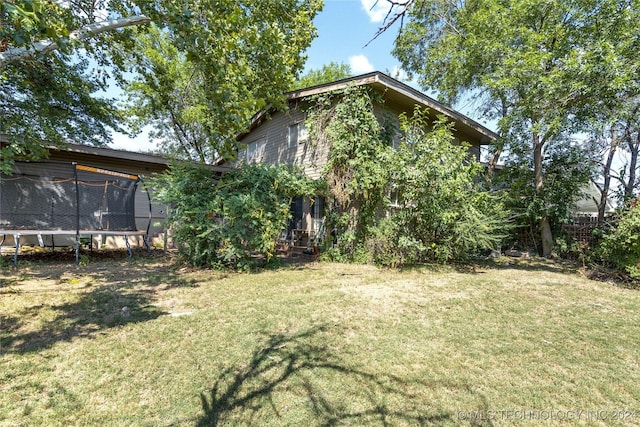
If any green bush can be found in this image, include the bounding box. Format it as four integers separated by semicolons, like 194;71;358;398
152;162;317;271
384;110;508;264
599;203;640;280
307;88;507;266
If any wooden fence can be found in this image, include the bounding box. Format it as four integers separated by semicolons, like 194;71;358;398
562;216;599;244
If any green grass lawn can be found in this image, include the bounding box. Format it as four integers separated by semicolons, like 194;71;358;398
1;256;639;426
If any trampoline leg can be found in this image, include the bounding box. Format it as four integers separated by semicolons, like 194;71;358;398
75;235;80;265
125;235;133;258
14;234;20;266
143;235;151;255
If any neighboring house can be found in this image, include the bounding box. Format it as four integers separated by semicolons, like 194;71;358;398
236;71;498;242
573;181;616;216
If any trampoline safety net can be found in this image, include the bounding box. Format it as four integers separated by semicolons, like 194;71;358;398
0;161;139;232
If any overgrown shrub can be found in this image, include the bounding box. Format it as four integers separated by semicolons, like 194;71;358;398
599;202;640;281
306;85;395;258
494;141;594;253
385;110;507;264
308;90;507;266
153;162;317;270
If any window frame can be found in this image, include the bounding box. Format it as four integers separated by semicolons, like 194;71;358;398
288;121;308;148
245;137;266;163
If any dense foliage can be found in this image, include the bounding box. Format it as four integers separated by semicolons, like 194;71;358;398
306;85;394;257
388;0;639;257
378;109;506;265
599;202;640;281
1;0;128;172
124;0;323;162
1;0;322;171
153;163;318;270
306;88;505;265
496;140;595;252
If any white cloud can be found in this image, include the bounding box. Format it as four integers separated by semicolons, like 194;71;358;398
349;54;375;74
361;0;409;23
360;0;389;23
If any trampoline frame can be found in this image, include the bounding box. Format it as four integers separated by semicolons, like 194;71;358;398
0;161;152;265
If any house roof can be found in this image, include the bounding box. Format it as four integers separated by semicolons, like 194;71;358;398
51;143;172;168
0;135;231;175
242;71;498;144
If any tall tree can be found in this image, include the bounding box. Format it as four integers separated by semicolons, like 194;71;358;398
0;0;146;172
124;0;323;162
1;0;322;170
123;26;214;163
589;103;640;225
386;0;639;256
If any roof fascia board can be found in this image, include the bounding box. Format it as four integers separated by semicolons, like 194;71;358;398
289;72;497;142
52;143;171;166
0;138;231;173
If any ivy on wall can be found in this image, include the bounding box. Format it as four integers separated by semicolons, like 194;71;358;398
306;87;506;265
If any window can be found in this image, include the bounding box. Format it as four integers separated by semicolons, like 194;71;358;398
246;138;266;163
312;197;325;233
388;189;402;208
288;122;308;148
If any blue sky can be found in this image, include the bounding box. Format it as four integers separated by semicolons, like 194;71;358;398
303;0;404;76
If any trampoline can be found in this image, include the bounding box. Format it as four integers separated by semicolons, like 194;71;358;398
0;161;151;264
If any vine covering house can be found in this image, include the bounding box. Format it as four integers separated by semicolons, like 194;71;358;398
236;71;497;247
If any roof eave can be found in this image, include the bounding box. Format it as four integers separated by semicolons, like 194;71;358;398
238;71;498;144
288;72;498;144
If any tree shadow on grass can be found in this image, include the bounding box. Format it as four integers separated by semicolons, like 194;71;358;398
0;258;192;355
197;326;491;426
0;286;166;355
473;257;581;274
0;255;225;355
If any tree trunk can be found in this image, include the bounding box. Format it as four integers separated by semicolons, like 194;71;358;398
486;146;502;183
533;133;553;257
597;126;619;226
486;95;509;183
625;132;639;201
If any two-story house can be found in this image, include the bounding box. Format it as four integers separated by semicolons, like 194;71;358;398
237;71;497;245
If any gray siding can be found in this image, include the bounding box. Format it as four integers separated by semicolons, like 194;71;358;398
239;100;484;177
239;107;331;179
235;93;487;240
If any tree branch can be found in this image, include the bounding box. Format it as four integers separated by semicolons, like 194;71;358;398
365;0;413;47
0;15;151;69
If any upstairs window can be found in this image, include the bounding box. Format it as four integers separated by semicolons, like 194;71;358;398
288;122;308;148
246;138;266;163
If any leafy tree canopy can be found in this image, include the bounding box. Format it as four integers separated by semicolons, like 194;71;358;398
1;0;136;171
388;0;639;256
293;62;352;90
1;0;323;170
124;0;323;162
305;86;504;265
